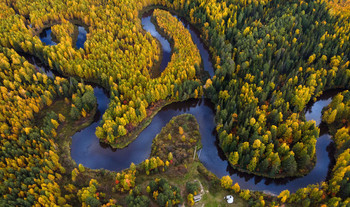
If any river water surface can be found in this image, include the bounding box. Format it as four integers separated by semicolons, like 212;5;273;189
38;10;338;195
39;24;87;48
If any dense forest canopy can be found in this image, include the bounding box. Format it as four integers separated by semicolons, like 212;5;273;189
1;0;350;206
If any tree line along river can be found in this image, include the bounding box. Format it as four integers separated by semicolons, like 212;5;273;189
35;9;339;195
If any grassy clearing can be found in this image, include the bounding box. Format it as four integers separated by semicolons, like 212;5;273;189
133;114;249;206
200;190;246;207
135;161;248;207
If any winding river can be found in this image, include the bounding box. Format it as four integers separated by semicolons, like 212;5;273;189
39;24;87;48
142;10;171;75
38;10;337;195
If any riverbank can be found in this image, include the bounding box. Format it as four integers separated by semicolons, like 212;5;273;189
221;89;345;180
36;98;123;205
46;102;250;206
39;98;297;206
62;7;343;194
140;6;213;81
33;19;89;37
107;97;190;149
35;99;97;170
140;10;165;78
139;6;320;180
107;8;204;149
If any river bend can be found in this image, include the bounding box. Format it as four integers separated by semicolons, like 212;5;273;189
37;10;337;195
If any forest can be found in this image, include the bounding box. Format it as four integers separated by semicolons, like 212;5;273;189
1;0;350;206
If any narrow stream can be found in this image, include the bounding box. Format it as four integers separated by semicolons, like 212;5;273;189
23;54;55;78
37;10;338;195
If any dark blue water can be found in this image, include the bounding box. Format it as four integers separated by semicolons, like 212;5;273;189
39;28;57;46
71;97;213;171
39;24;87;49
175;15;214;78
142;13;171;75
69;10;337;195
70;89;335;194
141;11;214;78
76;26;87;49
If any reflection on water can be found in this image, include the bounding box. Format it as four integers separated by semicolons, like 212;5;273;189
31;10;341;194
76;26;87;49
18;53;55;78
72;98;214;172
39;24;87;49
175;15;214;78
70;89;339;194
142;11;171;76
39;28;57;46
305;89;344;126
141;10;214;78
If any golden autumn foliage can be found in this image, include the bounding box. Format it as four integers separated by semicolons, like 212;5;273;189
1;0;350;206
0;37;96;206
